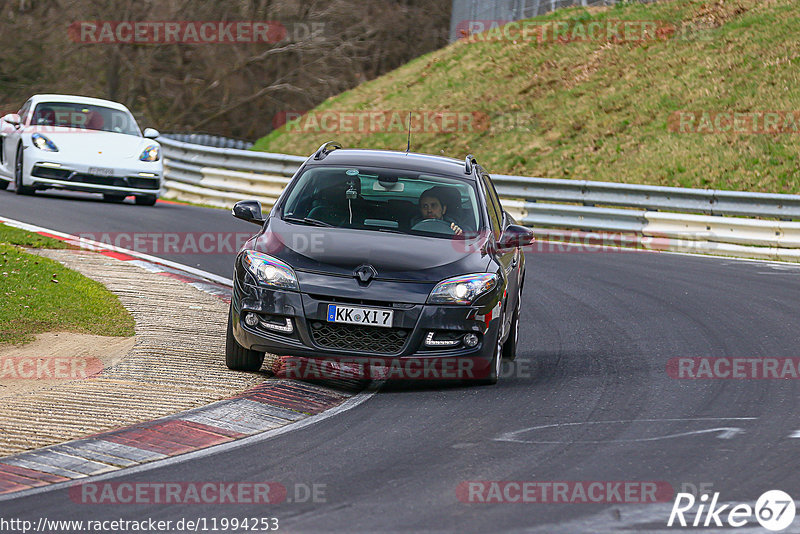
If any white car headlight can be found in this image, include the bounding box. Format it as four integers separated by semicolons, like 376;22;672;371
428;273;498;305
31;133;58;152
242;251;298;291
139;144;160;161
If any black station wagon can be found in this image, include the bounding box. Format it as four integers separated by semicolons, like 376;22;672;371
226;142;533;384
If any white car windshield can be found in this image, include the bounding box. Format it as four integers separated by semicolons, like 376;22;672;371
282;166;483;238
31;102;141;136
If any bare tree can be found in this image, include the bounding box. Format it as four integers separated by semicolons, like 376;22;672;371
0;0;451;139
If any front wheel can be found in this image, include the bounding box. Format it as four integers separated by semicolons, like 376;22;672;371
135;195;157;206
0;179;9;191
14;145;35;195
225;307;265;372
502;287;522;361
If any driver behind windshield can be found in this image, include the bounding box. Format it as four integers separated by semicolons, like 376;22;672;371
413;187;463;235
34;107;55;126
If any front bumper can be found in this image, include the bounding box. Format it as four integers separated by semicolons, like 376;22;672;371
27;157;161;196
230;278;502;380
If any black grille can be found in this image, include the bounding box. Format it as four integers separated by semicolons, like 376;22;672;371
127;176;159;190
310;322;409;354
71;173;127;187
31;166;71;180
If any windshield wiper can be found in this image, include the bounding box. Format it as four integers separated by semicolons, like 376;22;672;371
284;216;334;228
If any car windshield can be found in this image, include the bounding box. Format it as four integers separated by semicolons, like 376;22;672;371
31;102;141;136
282;166;482;238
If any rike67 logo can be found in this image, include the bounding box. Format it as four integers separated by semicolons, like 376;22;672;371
668;490;796;531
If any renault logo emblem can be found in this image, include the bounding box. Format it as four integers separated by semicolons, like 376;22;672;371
353;264;377;284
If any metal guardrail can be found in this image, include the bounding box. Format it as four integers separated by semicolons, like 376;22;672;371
161;133;254;150
160;137;302;208
160;137;800;261
492;175;800;220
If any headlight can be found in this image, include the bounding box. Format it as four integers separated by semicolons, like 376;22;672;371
139;144;160;161
242;251;298;291
427;273;498;305
31;133;58;152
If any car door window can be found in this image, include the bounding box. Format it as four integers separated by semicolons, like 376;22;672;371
17;101;31;126
481;175;502;240
484;175;506;227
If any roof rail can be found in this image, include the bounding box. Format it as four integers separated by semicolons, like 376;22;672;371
465;154;478;175
313;141;342;160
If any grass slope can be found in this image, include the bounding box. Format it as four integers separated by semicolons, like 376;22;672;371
254;0;800;193
0;224;135;345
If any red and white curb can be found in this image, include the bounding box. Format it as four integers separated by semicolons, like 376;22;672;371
0;380;363;496
0;215;375;498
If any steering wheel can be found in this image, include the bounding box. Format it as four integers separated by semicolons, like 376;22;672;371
411;218;456;235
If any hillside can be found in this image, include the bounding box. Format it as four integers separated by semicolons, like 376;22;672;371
253;0;800;193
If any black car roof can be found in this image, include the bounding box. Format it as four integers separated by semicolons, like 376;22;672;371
304;148;479;179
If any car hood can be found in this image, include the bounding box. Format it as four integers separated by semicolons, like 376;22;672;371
27;127;152;159
254;218;492;283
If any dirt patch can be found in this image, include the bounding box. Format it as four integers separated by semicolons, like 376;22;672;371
0;332;134;399
691;0;751;28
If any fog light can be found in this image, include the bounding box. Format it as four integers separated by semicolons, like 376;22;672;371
244;312;260;327
463;333;479;347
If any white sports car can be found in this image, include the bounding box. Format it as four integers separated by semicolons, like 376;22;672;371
0;94;162;206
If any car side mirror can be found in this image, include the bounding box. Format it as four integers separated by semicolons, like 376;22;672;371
233;200;265;226
2;114;21;127
498;224;534;250
143;128;160;139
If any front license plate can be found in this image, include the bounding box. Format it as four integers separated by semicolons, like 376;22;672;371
327;304;393;328
88;167;114;177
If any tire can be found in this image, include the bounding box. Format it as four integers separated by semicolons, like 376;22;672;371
502;286;522;361
225;306;265;372
135;195;157;206
0;180;8;191
103;193;127;203
473;326;503;386
14;145;35;195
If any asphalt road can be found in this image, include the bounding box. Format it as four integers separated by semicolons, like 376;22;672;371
3;189;800;532
0;190;248;277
